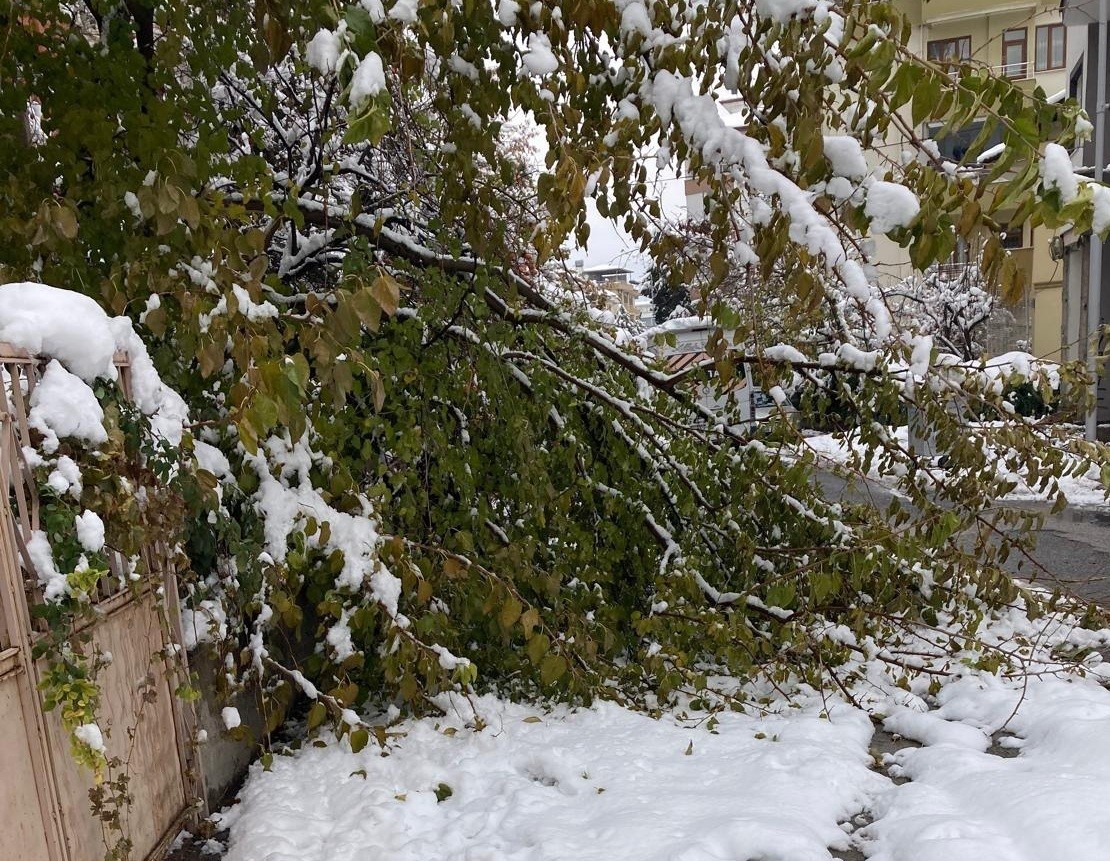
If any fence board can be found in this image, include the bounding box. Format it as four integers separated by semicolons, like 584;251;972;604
1;344;199;861
0;668;54;861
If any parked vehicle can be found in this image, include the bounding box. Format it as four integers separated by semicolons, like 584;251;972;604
644;319;755;431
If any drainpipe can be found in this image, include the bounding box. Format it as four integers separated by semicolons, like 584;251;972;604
1088;0;1108;442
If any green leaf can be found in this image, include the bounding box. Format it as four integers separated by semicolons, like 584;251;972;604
349;728;370;753
306;701;328;731
539;654;567;686
344;94;393;145
526;633;550;666
498;595;522;631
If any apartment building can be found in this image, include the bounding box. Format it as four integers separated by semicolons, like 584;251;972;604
682;3;1071;359
894;1;1071;359
574;263;646;319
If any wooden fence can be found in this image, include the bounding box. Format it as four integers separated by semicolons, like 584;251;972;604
0;343;202;861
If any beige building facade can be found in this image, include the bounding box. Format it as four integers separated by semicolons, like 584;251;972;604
681;2;1071;358
894;0;1071;359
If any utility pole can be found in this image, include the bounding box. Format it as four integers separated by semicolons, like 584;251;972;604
1088;0;1108;441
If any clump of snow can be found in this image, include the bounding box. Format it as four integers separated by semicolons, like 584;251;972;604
620;1;653;40
496;0;519;26
349;52;386;106
326;612;357;662
360;0;387;22
290;669;319;700
46;454;83;499
1041;142;1079;204
109;314;191;447
639;315;714;341
194;440;232;479
1090;182;1110;235
74;723;106;753
906;334;933;377
0;283;119;381
754;0;818;24
75;510;105;554
430;644;471;672
864;181;920;234
823;136;867;181
2;283;189;447
388;0;419;23
341;709;360;728
230;286;279;322
222;707;242;730
881;704;989;751
305;29;342;73
982;350;1059;390
28;529;67;602
181;599;229;651
764;344;809;364
28;360;108;453
523;33;559;76
245;435;402;618
837;343;879;372
124;191;143;221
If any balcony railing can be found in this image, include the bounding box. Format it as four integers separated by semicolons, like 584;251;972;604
932;247;1033;286
995;61;1030;80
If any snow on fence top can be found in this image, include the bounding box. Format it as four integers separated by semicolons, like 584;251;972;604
0;282;189;447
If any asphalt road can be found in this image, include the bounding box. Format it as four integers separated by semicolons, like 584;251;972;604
1018;505;1110;605
814;470;1110;607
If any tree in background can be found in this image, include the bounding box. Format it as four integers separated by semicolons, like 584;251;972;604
885;259;1007;360
645;217;811;353
1;0;1108;766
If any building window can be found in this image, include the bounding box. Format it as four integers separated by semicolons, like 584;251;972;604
1002;29;1027;78
1035;24;1066;72
928;36;971;64
926;118;1003;164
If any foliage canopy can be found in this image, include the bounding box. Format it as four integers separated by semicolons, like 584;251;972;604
2;0;1109;755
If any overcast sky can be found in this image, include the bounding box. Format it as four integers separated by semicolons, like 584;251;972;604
566;166;688;283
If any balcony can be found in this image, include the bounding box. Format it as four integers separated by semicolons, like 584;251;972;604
994;60;1029;80
933;247;1033;291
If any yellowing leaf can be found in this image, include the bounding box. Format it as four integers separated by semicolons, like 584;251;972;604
371;273;401;316
499;595;522;630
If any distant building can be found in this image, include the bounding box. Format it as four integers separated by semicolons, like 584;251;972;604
576;263;642;318
642;318;755;430
682;97;745;222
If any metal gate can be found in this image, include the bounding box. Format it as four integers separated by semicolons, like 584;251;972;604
0;343;202;861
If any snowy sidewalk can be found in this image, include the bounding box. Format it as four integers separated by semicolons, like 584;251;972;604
190;608;1110;861
801;427;1109;509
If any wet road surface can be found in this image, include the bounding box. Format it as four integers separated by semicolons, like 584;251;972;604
815;471;1110;607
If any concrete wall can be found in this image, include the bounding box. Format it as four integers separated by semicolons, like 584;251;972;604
190;647;268;811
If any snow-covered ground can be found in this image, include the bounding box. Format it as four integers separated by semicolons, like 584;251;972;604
210;606;1110;861
802;426;1109;508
